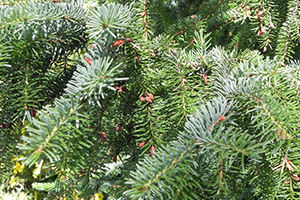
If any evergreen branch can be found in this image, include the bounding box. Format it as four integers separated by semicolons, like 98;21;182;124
142;0;148;39
132;59;163;151
200;0;224;21
211;48;297;143
0;0;46;6
192;29;211;60
125;139;198;199
216;157;224;197
32;182;55;192
275;0;300;64
23;64;30;112
247;93;292;141
153;4;168;32
125;97;238;199
4;1;300;199
0;1;87;29
17;96;80;166
142;143;193;189
167;51;189;118
88;3;134;41
65;48;128;104
77;97;110;191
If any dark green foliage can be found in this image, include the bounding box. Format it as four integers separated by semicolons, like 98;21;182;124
2;0;300;199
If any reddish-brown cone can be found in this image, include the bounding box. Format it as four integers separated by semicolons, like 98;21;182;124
219;116;226;121
277;129;285;140
112;155;117;162
293;174;300;182
118;86;127;93
263;46;267;52
257;29;265;37
150;145;155;156
145;96;153;104
148;93;154;100
85;57;92;65
116;125;122;131
139;141;146;148
112;39;125;47
215;116;226;125
31;107;37;117
202;74;209;83
101;132;107;142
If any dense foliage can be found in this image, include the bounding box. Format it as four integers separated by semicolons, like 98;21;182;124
1;0;300;199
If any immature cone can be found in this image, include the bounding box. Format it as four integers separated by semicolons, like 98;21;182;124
31;107;37;117
257;29;265;37
145;96;153;104
112;155;117;162
84;57;92;65
148;93;154;100
214;116;226;125
112;39;124;47
263;46;267;52
118;86;127;93
277;129;285;140
118;87;124;93
150;145;155;156
202;74;209;83
139;141;146;148
292;174;300;182
219;115;226;121
101;132;107;142
116;124;122;131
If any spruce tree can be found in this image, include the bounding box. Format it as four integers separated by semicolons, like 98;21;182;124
1;0;300;199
